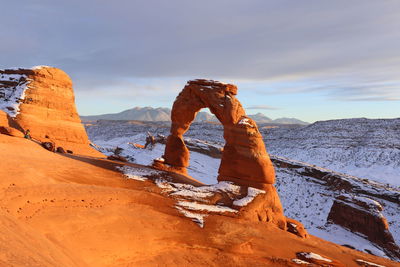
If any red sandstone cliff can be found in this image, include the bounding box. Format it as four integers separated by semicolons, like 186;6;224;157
0;66;101;157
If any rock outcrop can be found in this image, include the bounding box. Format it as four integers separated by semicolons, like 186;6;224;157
0;110;24;137
0;66;101;156
159;79;275;189
1;132;396;267
155;79;303;233
327;194;400;259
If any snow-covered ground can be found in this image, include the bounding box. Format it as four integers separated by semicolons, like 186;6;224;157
86;119;400;260
92;134;219;184
85;118;399;187
275;167;398;258
263;118;400;187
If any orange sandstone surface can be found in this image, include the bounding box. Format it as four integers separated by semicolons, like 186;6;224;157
0;73;397;266
157;79;295;235
0;67;101;157
161;79;276;189
0;134;397;267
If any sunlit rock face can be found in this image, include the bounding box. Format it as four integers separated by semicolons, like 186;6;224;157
0;66;101;156
328;194;400;259
157;79;299;232
163;79;276;189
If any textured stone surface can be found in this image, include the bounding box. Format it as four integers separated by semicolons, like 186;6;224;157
0;67;102;156
157;79;300;233
237;185;287;230
327;194;400;259
0;110;24;137
162;79;275;189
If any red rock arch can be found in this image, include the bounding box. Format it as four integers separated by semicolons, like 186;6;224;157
162;79;275;190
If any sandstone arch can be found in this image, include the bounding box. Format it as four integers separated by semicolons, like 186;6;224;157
162;79;276;190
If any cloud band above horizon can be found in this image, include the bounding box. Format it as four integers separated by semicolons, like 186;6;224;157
1;0;399;121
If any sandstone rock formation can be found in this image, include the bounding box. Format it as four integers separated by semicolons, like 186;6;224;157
328;194;400;259
0;66;101;156
0;110;24;137
0;133;397;266
160;79;275;189
156;79;299;233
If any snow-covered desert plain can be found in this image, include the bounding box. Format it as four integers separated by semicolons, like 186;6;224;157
84;118;400;260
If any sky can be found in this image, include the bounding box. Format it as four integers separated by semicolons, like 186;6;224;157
1;0;399;122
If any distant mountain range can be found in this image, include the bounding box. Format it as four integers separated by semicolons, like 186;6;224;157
248;113;308;125
80;107;309;125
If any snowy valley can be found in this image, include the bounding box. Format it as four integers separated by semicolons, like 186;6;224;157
85;118;400;261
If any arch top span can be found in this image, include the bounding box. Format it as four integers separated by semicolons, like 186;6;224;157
161;79;276;189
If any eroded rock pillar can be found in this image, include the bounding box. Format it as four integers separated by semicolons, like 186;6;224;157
162;79;276;189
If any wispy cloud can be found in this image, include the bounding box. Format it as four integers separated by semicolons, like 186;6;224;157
1;0;400;114
247;105;279;110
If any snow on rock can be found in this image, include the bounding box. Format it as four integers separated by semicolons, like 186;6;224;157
238;117;254;128
351;195;383;211
154;180;242;202
176;201;237;213
188;79;228;86
291;259;311;265
31;65;52;70
233;187;265;206
175;206;206;228
154;180;247;227
326;193;400;259
2;67;97;156
355;259;386;267
116;162;258;228
275;167;396;259
117;165;163;181
0;72;30;117
297;252;332;262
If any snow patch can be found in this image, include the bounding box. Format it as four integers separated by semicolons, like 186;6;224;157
298;252;332;262
352;195;383;211
117;165;162;181
152;180;244;227
0;73;31;117
176;201;237;213
160;180;241;200
292;259;310;265
31;65;52;70
238;118;254;128
233;187;265;206
155;157;165;162
155;179;175;193
175;206;206;228
355;259;386;267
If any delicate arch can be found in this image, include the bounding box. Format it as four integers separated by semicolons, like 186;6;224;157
162;79;275;189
